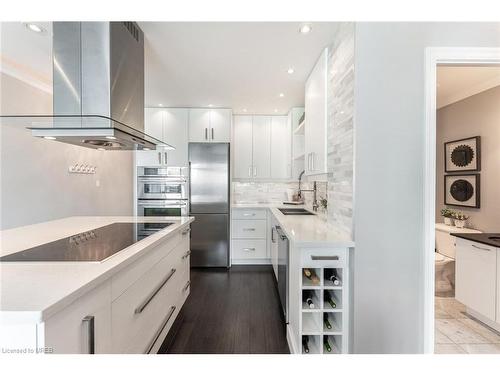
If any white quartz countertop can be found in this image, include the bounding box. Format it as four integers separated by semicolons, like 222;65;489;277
0;216;194;323
232;203;354;248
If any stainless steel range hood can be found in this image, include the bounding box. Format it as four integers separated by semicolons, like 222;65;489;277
1;22;172;151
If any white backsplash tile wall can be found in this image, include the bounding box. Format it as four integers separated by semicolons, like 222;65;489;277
326;22;355;237
232;181;328;215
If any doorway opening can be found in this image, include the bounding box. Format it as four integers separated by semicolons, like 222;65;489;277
424;48;500;354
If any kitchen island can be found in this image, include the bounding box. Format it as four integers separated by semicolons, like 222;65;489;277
231;204;355;354
0;216;193;354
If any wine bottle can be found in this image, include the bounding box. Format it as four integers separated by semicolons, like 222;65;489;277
323;336;332;352
304;291;315;309
325;292;336;308
303;269;320;285
326;270;341;286
323;314;332;329
302;336;310;353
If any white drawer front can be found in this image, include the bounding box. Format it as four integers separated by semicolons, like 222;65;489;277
232;239;267;259
111;232;182;300
300;247;347;268
232;208;267;220
232;219;267;239
111;236;189;353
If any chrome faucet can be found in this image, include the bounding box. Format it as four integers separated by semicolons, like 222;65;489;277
298;170;319;212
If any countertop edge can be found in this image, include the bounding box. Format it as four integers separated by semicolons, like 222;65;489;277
0;217;194;324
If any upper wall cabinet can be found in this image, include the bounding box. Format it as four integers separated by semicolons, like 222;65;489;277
270;116;291;179
233;115;290;180
137;108;189;167
189;108;232;143
304;48;328;176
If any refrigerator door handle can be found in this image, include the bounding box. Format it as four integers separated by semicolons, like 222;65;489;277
205;128;208;140
253;166;257;177
248;166;252;177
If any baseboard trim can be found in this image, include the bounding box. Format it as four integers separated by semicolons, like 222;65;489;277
466;307;500;333
231;259;271;265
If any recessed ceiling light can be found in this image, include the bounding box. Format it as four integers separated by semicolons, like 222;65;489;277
105;136;116;140
25;23;45;34
97;148;105;151
279;93;284;98
274;109;278;113
158;103;163;107
287;67;295;74
208;104;213;108
242;108;247;113
299;24;312;34
43;136;56;140
143;147;150;151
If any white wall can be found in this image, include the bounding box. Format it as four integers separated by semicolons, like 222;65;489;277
436;86;500;232
0;73;134;230
353;22;500;353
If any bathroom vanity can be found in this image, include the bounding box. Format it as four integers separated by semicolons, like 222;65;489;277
452;233;500;332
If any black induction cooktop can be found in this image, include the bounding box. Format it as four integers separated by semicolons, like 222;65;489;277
0;222;173;262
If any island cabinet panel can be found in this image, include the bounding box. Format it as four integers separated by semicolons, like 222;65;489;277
111;233;190;353
40;281;112;354
111;231;183;300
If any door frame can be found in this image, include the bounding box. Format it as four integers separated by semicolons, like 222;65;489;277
423;47;500;353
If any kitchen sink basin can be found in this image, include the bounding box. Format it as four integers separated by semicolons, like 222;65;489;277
278;208;315;215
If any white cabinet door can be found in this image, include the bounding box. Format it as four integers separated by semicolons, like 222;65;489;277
304;48;328;176
189;108;211;142
209;109;231;142
270;116;291;179
137;108;165;166
163;108;189;166
270;216;279;280
233;115;254;179
42;282;112;354
144;108;164;140
456;239;497;321
252;116;271;179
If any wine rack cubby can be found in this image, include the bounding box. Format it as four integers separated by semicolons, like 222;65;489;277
298;256;349;354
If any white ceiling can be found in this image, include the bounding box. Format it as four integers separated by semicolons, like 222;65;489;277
0;22;338;115
139;22;337;114
437;65;500;108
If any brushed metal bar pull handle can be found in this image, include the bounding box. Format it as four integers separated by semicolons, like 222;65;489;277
253;167;257;177
243;248;256;251
164;152;168;165
81;316;95;354
472;244;491;252
271;227;275;243
312;152;315;171
243;228;256;231
311;255;339;261
205;128;208;140
182;228;191;235
135;268;176;314
183;281;191;292
248;166;252;177
147;305;176;354
182;250;191;259
158;152;162;164
211;128;214;140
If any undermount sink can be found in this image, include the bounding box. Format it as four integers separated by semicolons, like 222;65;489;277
278;208;315;215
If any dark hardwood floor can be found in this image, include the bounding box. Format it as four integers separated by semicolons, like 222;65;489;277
159;265;290;354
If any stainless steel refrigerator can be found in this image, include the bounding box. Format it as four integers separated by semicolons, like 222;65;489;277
188;143;230;267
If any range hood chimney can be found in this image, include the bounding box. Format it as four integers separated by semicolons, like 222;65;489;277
3;22;171;151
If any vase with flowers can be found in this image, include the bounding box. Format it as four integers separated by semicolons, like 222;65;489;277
440;207;455;226
453;212;469;228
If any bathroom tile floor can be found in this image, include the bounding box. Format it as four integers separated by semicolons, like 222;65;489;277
435;297;500;354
